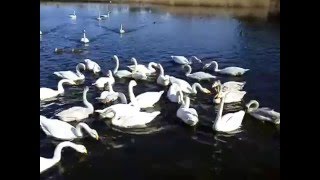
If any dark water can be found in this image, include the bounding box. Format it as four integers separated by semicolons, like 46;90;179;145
40;2;280;180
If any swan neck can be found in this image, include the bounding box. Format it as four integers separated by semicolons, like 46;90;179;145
246;100;259;112
185;65;192;75
128;82;138;106
53;142;75;163
184;96;190;108
158;64;164;75
57;80;67;94
118;93;128;104
114;56;119;73
148;62;157;71
83;89;94;112
212;61;219;71
76;63;84;77
213;93;226;128
107;82;114;92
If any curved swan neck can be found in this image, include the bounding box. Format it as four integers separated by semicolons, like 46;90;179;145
131;58;138;71
128;81;138;106
148;62;157;71
246;100;259;112
106;108;118;121
113;55;119;73
118;93;128;104
107;82;114;92
158;64;164;76
53;142;76;163
83;88;94;112
75;123;92;137
57;80;69;94
108;70;113;79
213;92;226;127
211;61;219;71
191;83;201;94
76;63;85;77
185;65;192;76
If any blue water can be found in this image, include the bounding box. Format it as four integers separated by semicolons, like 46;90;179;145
40;2;280;180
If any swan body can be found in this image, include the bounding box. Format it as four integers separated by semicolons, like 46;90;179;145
171;56;202;65
213;84;246;103
246;100;280;124
176;94;198;126
40;116;99;140
112;55;132;78
84;59;101;74
105;108;160;128
80;30;89;43
96;83;127;104
128;58;157;74
56;87;94;122
97;11;102;20
184;65;216;81
128;80;164;108
95;103;140;119
213;91;245;132
53;63;86;82
167;83;183;103
40;141;87;174
212;80;246;92
92;70;115;89
203;61;249;76
156;63;170;86
169;76;192;93
40;79;75;100
69;11;77;19
120;24;125;34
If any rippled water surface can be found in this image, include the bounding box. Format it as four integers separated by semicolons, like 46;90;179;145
40;2;280;180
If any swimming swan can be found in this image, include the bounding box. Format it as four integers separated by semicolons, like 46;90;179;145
80;30;89;43
212;80;246;92
167;83;184;103
184;64;216;81
128;80;164;108
69;10;77;19
40;141;87;174
96;82;127;104
40;115;99;140
213;84;246;104
56;86;94;122
176;93;199;126
120;24;125;34
212;91;245;132
84;59;101;74
53;63;86;82
169;76;211;94
92;70;115;89
203;61;249;76
40;79;75;100
128;58;157;74
112;55;132;78
171;56;202;65
156;63;170;86
246;100;280;124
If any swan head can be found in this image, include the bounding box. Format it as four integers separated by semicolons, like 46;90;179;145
89;129;99;140
84;86;89;93
129;80;137;87
84;59;90;63
130;57;137;63
274;118;280;125
112;55;118;60
83;30;86;33
203;63;211;69
74;145;88;154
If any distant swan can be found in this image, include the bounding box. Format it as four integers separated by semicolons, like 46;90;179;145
84;59;101;74
246;100;280;124
40;141;87;174
56;86;94;122
92;70;115;89
80;30;89;44
53;63;86;82
212;91;245;132
103;108;160;128
120;24;125;34
184;64;216;81
40;79;75;100
112;55;132;78
69;10;77;19
40;115;99;140
97;11;102;21
176;93;199;126
171;56;202;65
203;61;249;76
40;31;42;35
128;80;164;108
156;63;170;86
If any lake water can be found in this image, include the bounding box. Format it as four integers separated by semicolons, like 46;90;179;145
40;2;280;180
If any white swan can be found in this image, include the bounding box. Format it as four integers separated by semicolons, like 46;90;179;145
246;100;280;124
128;58;157;74
169;76;210;94
212;80;246;92
40;115;99;140
203;61;249;76
128;80;164;108
40;31;42;35
96;82;127;104
69;10;77;19
100;12;110;18
131;61;148;80
213;83;246;104
97;11;102;21
167;83;184;103
156;63;170;86
56;86;94;122
80;30;89;44
120;24;125;34
176;93;198;126
112;55;132;78
84;59;101;74
53;63;86;82
171;56;202;65
92;70;115;89
104;108;160;128
40;79;75;100
184;64;216;81
40;141;87;174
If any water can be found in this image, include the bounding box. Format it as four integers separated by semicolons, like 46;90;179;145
40;2;280;180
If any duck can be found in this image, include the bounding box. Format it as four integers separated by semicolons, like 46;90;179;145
176;93;199;126
92;70;115;89
53;63;86;83
84;59;101;74
40;141;87;174
184;64;216;81
40;79;75;100
128;80;164;108
246;100;280;124
80;30;89;44
56;86;94;122
203;61;249;76
112;55;132;78
40;115;99;140
171;56;202;65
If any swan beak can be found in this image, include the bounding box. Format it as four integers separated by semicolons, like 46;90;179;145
204;89;211;94
84;149;88;154
96;136;100;140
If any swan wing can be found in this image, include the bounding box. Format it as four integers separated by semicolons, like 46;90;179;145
171;56;190;64
56;107;89;122
40;157;56;173
220;111;245;132
40;118;77;140
40;88;59;100
115;70;132;78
